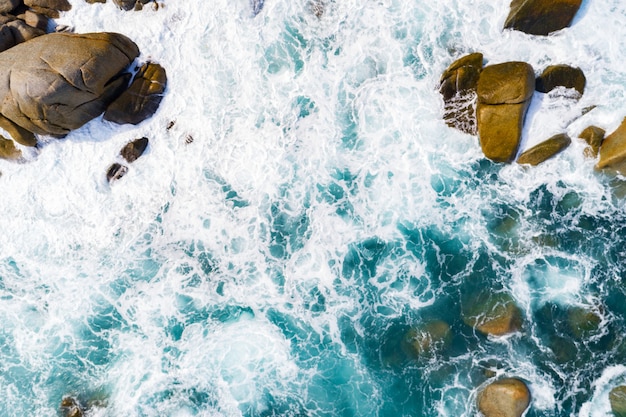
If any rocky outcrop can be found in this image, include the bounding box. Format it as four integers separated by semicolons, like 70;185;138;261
516;133;571;166
0;0;20;12
504;0;583;36
0;134;22;160
462;292;522;337
60;396;84;417
0;14;45;52
104;62;167;125
402;320;452;358
597;118;626;174
476;62;535;162
0;32;139;137
579;125;605;158
611;386;626;417
536;65;585;96
478;378;531;417
439;52;483;135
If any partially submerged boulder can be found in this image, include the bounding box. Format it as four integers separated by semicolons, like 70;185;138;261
104;62;167;125
579;125;605;158
610;386;626;417
0;32;139;138
106;162;128;182
120;137;148;163
566;306;602;338
516;133;571;166
462;291;522;337
476;61;534;162
597;117;626;174
504;0;583;36
439;52;483;135
60;396;84;417
0;134;22;160
536;65;585;96
478;378;531;417
402;320;452;358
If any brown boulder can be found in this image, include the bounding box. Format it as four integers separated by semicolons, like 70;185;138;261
579;125;605;157
536;65;585;96
120;137;148;163
439;52;483;135
0;17;45;52
516;133;571;166
462;292;522;337
476;62;534;162
0;135;21;160
106;162;128;182
478;378;531;417
24;10;50;31
0;0;20;13
0;32;139;138
402;320;452;358
610;386;626;417
104;62;167;125
597;117;626;174
24;0;71;11
504;0;583;36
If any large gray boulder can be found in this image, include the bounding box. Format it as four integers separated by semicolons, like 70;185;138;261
476;62;535;162
0;32;139;138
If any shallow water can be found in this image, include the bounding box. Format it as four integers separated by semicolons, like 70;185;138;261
1;0;626;415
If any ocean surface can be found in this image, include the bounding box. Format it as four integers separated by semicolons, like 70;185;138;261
1;0;626;415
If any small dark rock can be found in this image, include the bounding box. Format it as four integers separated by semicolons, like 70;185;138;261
536;65;585;96
104;62;167;125
106;163;128;182
120;137;148;163
166;120;175;130
516;133;571;166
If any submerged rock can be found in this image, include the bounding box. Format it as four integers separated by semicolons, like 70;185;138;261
0;32;139;138
60;396;83;417
476;61;534;162
579;125;605;158
610;386;626;417
503;0;583;36
566;306;602;338
516;133;571;166
478;378;531;417
402;320;452;358
120;137;148;163
439;52;483;135
597;117;626;174
462;291;522;336
104;62;166;125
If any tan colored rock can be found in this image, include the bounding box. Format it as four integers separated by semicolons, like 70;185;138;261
0;135;22;160
0;0;20;13
0;18;45;52
516;133;571;166
0;32;139;137
597;117;626;174
535;65;585;96
24;10;49;31
24;0;71;11
610;386;626;417
476;62;534;162
463;292;522;336
439;52;483;135
579;125;605;158
478;378;531;417
504;0;583;36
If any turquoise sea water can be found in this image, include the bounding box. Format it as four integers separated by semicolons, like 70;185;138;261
2;0;626;415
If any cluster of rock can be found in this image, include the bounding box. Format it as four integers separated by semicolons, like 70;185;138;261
0;0;167;166
106;136;148;182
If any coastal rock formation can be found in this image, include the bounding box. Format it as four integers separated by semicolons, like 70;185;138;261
462;292;522;337
579;125;605;157
402;320;452;358
0;32;139;137
0;0;20;13
504;0;583;36
610;386;626;417
478;378;531;417
476;61;534;162
439;52;483;135
536;65;586;96
0;135;22;160
60;396;84;417
597;117;626;174
0;14;45;52
516;133;571;166
104;62;167;125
